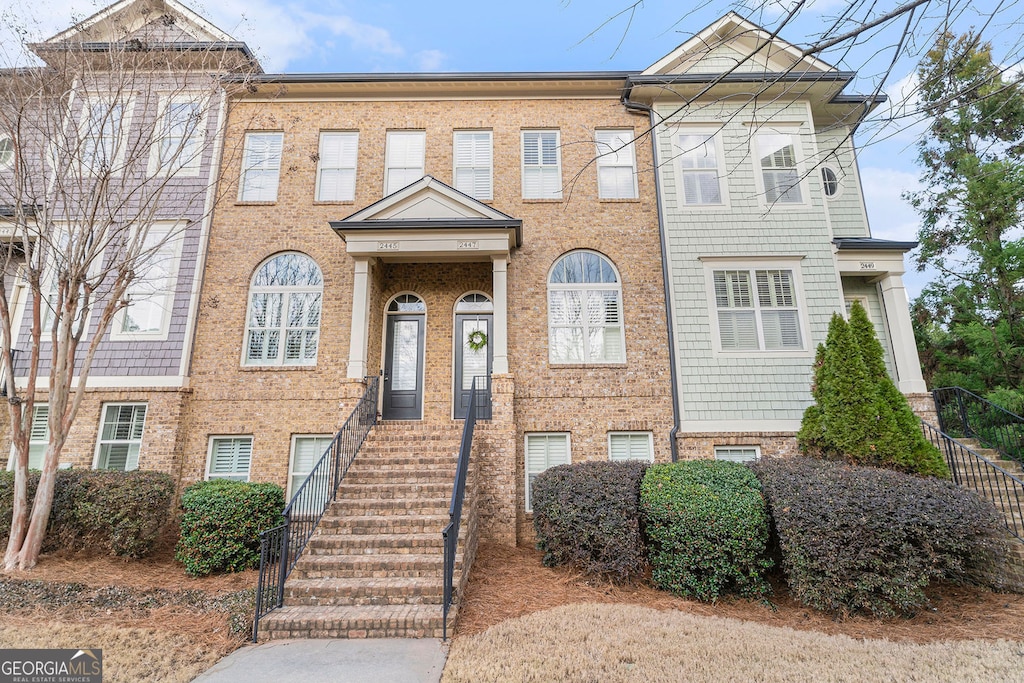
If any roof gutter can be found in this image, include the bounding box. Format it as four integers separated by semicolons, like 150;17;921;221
621;94;680;463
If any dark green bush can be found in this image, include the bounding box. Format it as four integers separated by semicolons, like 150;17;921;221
640;461;772;601
175;480;285;576
753;457;1008;617
532;460;649;583
0;470;174;558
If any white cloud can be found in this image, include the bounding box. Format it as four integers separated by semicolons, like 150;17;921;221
860;165;921;242
413;49;445;71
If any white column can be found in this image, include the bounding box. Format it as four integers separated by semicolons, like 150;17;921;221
879;273;927;393
492;256;509;374
347;258;373;379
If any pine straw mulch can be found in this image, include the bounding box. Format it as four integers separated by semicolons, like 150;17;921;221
455;542;1024;644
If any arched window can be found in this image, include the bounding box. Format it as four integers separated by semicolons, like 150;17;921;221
244;252;323;365
547;250;624;363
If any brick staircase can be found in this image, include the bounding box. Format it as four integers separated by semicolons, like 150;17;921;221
258;421;472;640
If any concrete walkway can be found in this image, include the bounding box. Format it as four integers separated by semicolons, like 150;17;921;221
192;638;447;683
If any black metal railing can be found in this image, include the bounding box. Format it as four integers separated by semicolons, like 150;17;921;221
442;375;486;640
922;421;1023;542
253;376;379;642
933;386;1024;464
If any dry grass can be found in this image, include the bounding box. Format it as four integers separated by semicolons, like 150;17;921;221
444;603;1024;683
0;615;239;683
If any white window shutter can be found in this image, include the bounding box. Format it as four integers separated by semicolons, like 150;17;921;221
318;132;358;201
609;433;653;462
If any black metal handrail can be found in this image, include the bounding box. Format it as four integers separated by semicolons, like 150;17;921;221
252;376;379;642
921;421;1023;542
933;386;1024;464
442;375;486;640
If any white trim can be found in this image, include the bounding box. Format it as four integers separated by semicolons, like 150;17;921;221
521;129;562;199
524;432;571;512
16;375;189;390
608;431;655;462
288;433;333;499
669;126;730;209
92;402;148;471
205;434;253;482
45;0;235;44
547;250;626;364
750;124;810;208
844;295;869;318
820;165;843;199
701;258;812;357
147;93;211;178
110;221;187;341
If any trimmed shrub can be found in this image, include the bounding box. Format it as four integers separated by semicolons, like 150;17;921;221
532;460;649;583
176;480;285;576
753;457;1008;617
0;469;174;558
640;461;772;601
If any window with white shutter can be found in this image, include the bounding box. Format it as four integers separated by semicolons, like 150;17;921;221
595;130;637;199
7;405;49;472
675;132;723;205
316;132;358;201
208;436;253;481
80;99;130;175
757;132;803;204
522;130;562;199
608;432;654;462
385;131;425;195
714;446;760;462
711;266;804;352
244;253;323;366
240;132;284;202
289;435;333;498
525;433;570;511
453;131;492;200
95;404;147;471
548;251;625;363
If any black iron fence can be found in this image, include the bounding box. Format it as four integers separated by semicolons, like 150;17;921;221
252;376;379;642
442;375;486;640
922;421;1023;542
933;386;1024;464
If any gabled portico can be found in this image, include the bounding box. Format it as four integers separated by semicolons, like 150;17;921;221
330;176;521;417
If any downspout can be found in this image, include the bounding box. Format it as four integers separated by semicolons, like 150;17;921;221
622;94;680;462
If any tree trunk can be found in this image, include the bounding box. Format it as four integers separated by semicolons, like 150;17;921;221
2;457;29;572
14;461;58;570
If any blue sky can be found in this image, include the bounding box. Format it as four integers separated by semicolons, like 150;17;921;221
9;0;1024;297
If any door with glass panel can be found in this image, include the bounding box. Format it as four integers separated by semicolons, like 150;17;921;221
382;295;426;420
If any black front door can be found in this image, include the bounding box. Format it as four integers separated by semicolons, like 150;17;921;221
453;313;492;419
383;313;425;420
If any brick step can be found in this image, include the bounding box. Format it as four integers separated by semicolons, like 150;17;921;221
329;497;451;515
347;463;457;474
353;452;458;463
284;576;444;606
335;482;452;499
306;532;446;555
953;458;1023;474
343;470;455;485
258;604;449;640
292;553;450;580
317;514;449;534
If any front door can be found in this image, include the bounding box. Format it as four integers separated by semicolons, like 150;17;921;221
383;313;425;420
454;313;492;419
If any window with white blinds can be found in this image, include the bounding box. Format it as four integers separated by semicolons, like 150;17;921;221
714;446;760;462
713;268;802;351
208;436;253;481
522;130;561;199
595;130;637;199
675;132;723;205
116;223;183;338
548;251;625;363
245;252;323;366
150;97;205;176
240;132;284;202
289;435;333;498
316;132;358;201
453;131;492;200
757;132;803;204
608;432;654;462
525;433;570;511
385;131;425;195
95;404;147;471
28;405;48;470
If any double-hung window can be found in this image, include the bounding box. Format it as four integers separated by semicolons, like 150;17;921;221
757;131;803;204
208;436;252;481
675;132;723;205
712;267;803;351
548;251;625;363
244;252;323;365
522;130;561;199
385;131;425;195
115;223;183;338
453;131;493;200
151;97;205;176
289;435;333;499
595;130;637;199
316;132;358;201
525;433;570;511
239;132;284;202
95;403;147;471
608;432;654;462
80;99;129;174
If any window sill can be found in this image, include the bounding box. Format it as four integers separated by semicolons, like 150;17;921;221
239;364;318;371
598;197;640;203
549;362;628;369
235;200;278;206
521;198;564;203
312;199;356;206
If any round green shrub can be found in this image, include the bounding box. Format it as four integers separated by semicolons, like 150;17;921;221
175;480;285;577
532;460;649;583
640;461;772;601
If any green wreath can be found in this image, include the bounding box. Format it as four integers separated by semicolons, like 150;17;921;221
467;329;488;351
